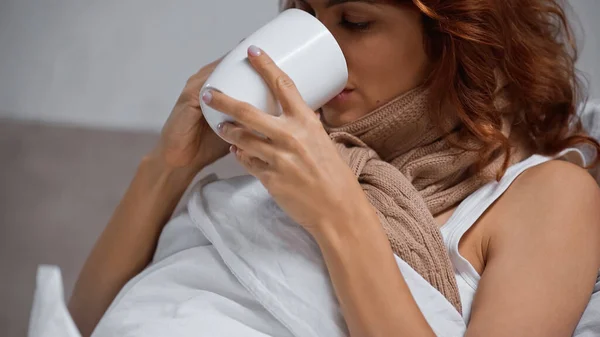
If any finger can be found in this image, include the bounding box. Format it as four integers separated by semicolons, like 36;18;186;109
218;122;275;163
202;89;283;139
246;46;306;117
180;57;226;104
189;56;224;86
232;146;269;174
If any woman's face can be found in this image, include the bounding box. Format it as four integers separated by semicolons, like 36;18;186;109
289;0;429;127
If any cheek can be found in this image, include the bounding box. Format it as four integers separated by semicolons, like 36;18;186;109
348;33;428;103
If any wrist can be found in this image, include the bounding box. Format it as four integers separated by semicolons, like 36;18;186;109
147;142;212;176
312;200;380;248
140;153;200;188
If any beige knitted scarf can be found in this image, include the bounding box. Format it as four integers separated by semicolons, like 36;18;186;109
327;87;526;313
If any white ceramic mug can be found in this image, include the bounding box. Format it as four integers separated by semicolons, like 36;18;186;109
199;8;348;139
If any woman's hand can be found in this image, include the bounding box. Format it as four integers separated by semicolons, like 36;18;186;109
151;57;231;172
201;46;372;236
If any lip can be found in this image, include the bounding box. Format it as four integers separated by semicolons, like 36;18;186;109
331;88;355;102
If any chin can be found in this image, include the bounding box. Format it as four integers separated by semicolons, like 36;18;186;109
321;106;366;127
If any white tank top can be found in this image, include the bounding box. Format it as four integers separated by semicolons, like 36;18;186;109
439;148;588;323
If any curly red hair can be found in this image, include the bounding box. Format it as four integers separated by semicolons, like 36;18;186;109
280;0;600;175
411;0;599;175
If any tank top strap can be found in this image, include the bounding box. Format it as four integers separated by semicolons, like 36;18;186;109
440;147;588;288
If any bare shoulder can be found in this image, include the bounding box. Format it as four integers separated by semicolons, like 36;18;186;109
487;159;600;266
496;159;600;227
467;160;600;336
506;159;600;214
512;159;598;198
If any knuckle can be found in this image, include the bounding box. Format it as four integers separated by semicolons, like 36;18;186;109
236;150;247;162
270;126;287;141
185;74;197;86
273;152;292;169
228;127;242;142
270;153;283;168
281;133;300;149
181;81;204;102
250;157;263;168
241;154;252;166
178;89;196;105
276;75;296;91
185;73;203;89
237;129;254;144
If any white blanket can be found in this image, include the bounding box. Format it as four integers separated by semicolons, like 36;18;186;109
29;172;600;337
29;175;465;337
186;175;466;336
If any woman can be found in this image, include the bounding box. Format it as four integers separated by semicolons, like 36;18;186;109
69;0;600;336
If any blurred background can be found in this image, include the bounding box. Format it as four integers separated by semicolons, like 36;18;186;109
0;0;598;336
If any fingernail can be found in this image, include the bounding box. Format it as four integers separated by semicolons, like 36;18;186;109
248;45;262;57
202;90;213;104
217;122;225;133
230;145;238;154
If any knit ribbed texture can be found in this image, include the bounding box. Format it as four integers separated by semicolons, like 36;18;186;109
327;87;525;314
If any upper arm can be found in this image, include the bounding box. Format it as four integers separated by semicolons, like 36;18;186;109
465;160;600;337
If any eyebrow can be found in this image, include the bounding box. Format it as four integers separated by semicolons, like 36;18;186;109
326;0;376;8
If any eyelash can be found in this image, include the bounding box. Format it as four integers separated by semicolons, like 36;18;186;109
292;1;372;32
340;16;372;32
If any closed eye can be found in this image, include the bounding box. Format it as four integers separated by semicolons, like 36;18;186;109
340;16;372;31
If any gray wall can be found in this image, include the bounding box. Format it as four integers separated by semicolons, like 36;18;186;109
0;0;598;131
571;0;600;100
0;0;279;131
